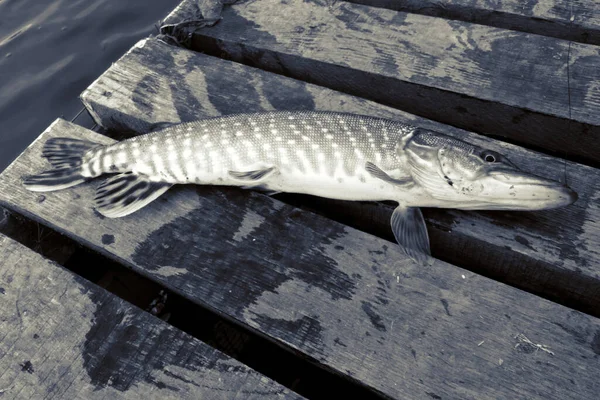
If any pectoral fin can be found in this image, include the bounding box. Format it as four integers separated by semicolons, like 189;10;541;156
94;172;172;218
365;162;413;186
391;205;433;266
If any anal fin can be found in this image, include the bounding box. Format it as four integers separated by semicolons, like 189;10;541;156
246;183;282;196
94;172;172;218
391;205;433;266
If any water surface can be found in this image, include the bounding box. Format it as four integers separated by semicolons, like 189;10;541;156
0;0;180;172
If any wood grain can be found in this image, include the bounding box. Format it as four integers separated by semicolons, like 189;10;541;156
0;233;302;399
2;119;600;400
81;38;600;317
161;0;600;167
345;0;600;45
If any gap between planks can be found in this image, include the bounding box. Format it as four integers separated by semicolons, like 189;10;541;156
345;0;600;46
0;233;304;400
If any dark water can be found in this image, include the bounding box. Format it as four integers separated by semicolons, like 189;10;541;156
0;0;180;172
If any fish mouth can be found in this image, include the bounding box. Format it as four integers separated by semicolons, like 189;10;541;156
477;171;578;210
462;187;577;210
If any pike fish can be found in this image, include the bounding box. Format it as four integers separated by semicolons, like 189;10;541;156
23;111;577;264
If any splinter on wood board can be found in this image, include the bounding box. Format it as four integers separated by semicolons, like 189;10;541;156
23;111;577;265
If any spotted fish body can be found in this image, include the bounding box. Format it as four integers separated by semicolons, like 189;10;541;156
81;111;416;202
23;111;578;265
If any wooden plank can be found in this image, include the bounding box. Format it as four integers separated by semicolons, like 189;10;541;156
345;0;600;45
80;38;600;317
0;233;302;399
161;0;600;167
3;120;600;400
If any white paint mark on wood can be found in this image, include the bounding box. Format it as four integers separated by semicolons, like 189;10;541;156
154;265;188;277
132;37;149;50
232;209;266;242
532;2;554;17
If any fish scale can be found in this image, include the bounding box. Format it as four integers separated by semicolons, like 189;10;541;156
83;111;417;201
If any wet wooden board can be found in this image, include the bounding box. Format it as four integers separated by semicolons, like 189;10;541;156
346;0;600;45
0;234;302;399
2;120;600;400
81;38;600;317
162;0;600;166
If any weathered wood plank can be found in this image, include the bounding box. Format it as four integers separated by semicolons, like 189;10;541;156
81;38;600;316
161;0;600;166
0;233;302;399
2;120;600;400
345;0;600;45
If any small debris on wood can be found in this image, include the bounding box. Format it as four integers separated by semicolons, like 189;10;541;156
147;289;171;321
20;360;34;374
158;0;239;48
477;340;485;347
514;333;555;355
0;384;13;394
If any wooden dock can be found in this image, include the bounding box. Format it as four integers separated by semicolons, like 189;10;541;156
0;233;301;399
1;1;599;399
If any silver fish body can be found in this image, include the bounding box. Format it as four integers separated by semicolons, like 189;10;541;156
23;111;578;265
81;111;419;202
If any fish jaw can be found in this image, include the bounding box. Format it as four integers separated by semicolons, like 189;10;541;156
407;168;578;211
461;171;578;211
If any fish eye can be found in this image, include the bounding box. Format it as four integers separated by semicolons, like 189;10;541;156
481;151;498;163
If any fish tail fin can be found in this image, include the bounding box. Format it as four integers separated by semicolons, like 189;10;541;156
42;137;101;169
23;167;87;192
23;137;102;192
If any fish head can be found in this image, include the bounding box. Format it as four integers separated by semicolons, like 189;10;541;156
402;128;577;210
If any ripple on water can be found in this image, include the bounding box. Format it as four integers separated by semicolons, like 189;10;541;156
0;0;180;172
